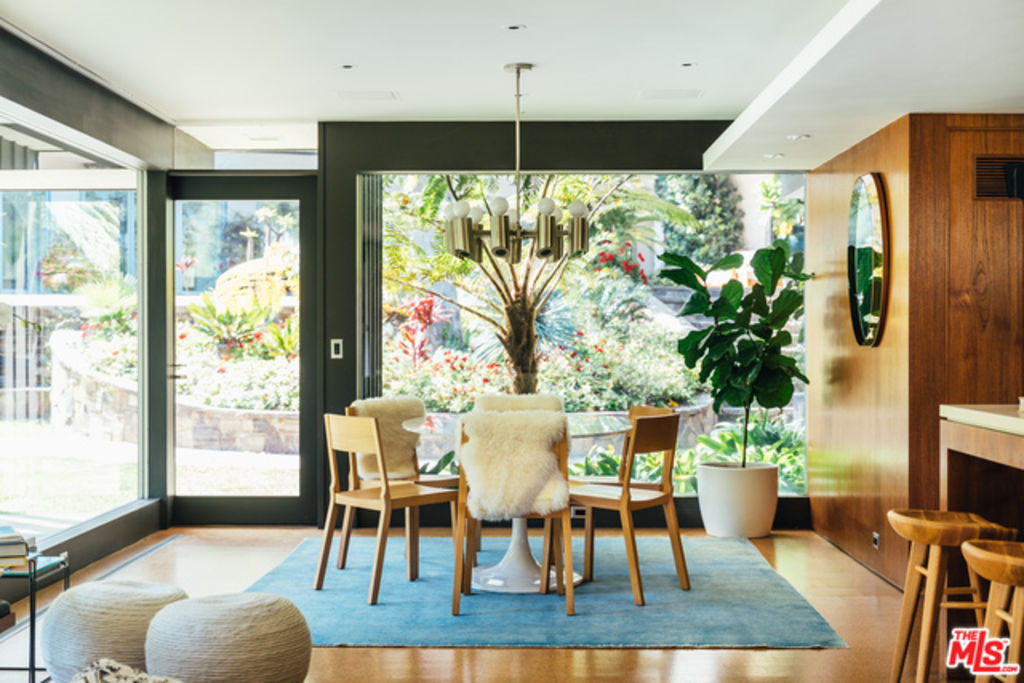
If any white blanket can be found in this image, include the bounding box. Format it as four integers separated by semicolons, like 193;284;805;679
349;396;424;479
458;410;568;520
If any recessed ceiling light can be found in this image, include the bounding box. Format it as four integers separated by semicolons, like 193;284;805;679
764;153;785;159
507;24;526;30
680;62;697;68
340;64;356;70
786;133;811;141
247;135;280;142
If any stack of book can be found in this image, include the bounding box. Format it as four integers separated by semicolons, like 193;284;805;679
0;526;34;568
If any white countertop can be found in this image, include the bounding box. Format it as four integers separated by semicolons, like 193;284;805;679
939;404;1024;437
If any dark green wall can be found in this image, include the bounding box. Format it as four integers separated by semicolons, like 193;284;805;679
0;26;211;168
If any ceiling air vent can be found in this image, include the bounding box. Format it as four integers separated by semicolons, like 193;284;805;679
975;156;1024;198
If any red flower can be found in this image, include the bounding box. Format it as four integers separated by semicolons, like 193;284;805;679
217;367;226;373
637;252;645;262
178;333;186;340
112;350;119;356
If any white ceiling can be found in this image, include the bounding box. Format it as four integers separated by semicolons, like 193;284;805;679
0;0;1021;169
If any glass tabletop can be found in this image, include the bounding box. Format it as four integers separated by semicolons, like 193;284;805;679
403;412;632;438
1;554;66;578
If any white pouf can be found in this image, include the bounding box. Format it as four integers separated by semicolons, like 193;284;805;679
41;580;189;683
145;593;311;683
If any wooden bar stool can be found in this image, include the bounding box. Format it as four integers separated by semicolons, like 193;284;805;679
887;509;1016;683
961;540;1024;683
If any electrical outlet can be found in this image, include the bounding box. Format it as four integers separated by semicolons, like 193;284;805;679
872;531;880;550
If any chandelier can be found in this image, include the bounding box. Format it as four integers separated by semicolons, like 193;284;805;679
441;63;589;264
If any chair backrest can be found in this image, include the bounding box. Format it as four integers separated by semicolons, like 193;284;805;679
323;413;390;498
621;411;680;496
457;409;569;520
347;396;424;480
619;405;675;483
473;393;563;412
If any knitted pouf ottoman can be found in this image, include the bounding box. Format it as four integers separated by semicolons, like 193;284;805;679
41;580;189;683
145;593;311;683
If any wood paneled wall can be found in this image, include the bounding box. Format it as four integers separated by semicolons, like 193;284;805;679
808;114;1024;584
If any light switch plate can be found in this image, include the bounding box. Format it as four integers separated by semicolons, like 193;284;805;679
330;339;343;359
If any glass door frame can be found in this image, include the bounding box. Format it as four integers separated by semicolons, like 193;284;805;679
165;172;320;525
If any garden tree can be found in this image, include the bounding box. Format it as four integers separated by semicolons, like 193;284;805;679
384;173;696;394
654;174;744;265
759;174;806;253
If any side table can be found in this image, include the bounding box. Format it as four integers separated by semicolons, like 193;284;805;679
0;553;70;683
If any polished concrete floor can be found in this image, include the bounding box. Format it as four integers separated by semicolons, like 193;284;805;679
0;526;919;681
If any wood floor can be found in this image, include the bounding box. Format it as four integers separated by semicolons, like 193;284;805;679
0;526;917;681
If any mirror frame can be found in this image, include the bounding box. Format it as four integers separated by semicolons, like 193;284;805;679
846;172;890;347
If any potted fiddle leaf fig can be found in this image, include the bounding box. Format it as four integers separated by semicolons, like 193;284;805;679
660;240;810;537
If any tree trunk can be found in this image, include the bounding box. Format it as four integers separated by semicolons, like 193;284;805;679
504;298;539;395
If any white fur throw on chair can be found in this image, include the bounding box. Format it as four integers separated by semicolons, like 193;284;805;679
458;410;569;520
473;393;563;412
349;396;424;479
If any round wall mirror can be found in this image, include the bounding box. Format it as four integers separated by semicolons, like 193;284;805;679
847;172;889;347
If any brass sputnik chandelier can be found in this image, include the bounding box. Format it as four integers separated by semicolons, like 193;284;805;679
442;63;589;264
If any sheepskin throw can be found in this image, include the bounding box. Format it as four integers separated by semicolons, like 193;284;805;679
71;659;181;683
474;393;563;413
349;396;424;479
458;410;569;520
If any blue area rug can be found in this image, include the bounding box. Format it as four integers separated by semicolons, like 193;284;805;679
246;535;846;649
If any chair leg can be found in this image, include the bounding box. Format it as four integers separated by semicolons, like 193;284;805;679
915;544;948;683
620;506;644;606
583;506;595;582
473;519;483;561
890;541;928;683
463;518;476;595
663;500;690;590
450;501;458;556
368;505;391;605
452;499;468;616
406;507;420;581
540;518;553;595
336;505;354;569
561;509;575;616
553;518;565;596
978;582;1012;683
314;500;339;590
967;565;985;627
1005;587;1024;683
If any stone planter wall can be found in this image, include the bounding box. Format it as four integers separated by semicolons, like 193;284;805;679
50;331;298;454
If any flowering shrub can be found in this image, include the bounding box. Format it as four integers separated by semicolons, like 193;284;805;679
589;239;649;285
383;319;699;412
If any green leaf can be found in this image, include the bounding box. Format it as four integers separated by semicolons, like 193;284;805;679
722;385;752;409
720;280;743;309
752;368;794;408
679;290;710;317
767;288;803;327
751;247;786;296
743;284;769;317
660;267;708;296
677;327;713;367
769;330;793;348
708;253;744;273
659;252;707;281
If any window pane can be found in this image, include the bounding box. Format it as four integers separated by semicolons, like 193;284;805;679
173;199;300;496
0;167;140;540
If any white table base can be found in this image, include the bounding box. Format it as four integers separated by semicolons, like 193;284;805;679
471;518;582;592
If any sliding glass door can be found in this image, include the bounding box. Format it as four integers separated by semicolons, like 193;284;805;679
167;174;317;524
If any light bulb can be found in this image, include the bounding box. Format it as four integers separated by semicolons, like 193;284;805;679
441;204;454;220
537;197;556;216
507;208;519;225
490;196;509;216
568;200;587;218
452;200;470;219
468;206;485;224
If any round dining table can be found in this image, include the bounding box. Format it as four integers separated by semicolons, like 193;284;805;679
403;412;631;593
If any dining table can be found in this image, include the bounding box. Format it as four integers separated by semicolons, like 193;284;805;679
403;412;632;593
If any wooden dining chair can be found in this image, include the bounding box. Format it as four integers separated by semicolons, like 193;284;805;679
569;405;674;490
452;409;576;616
314;413;457;605
570;410;689;605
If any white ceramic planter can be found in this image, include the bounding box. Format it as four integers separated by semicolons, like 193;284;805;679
696;462;779;538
